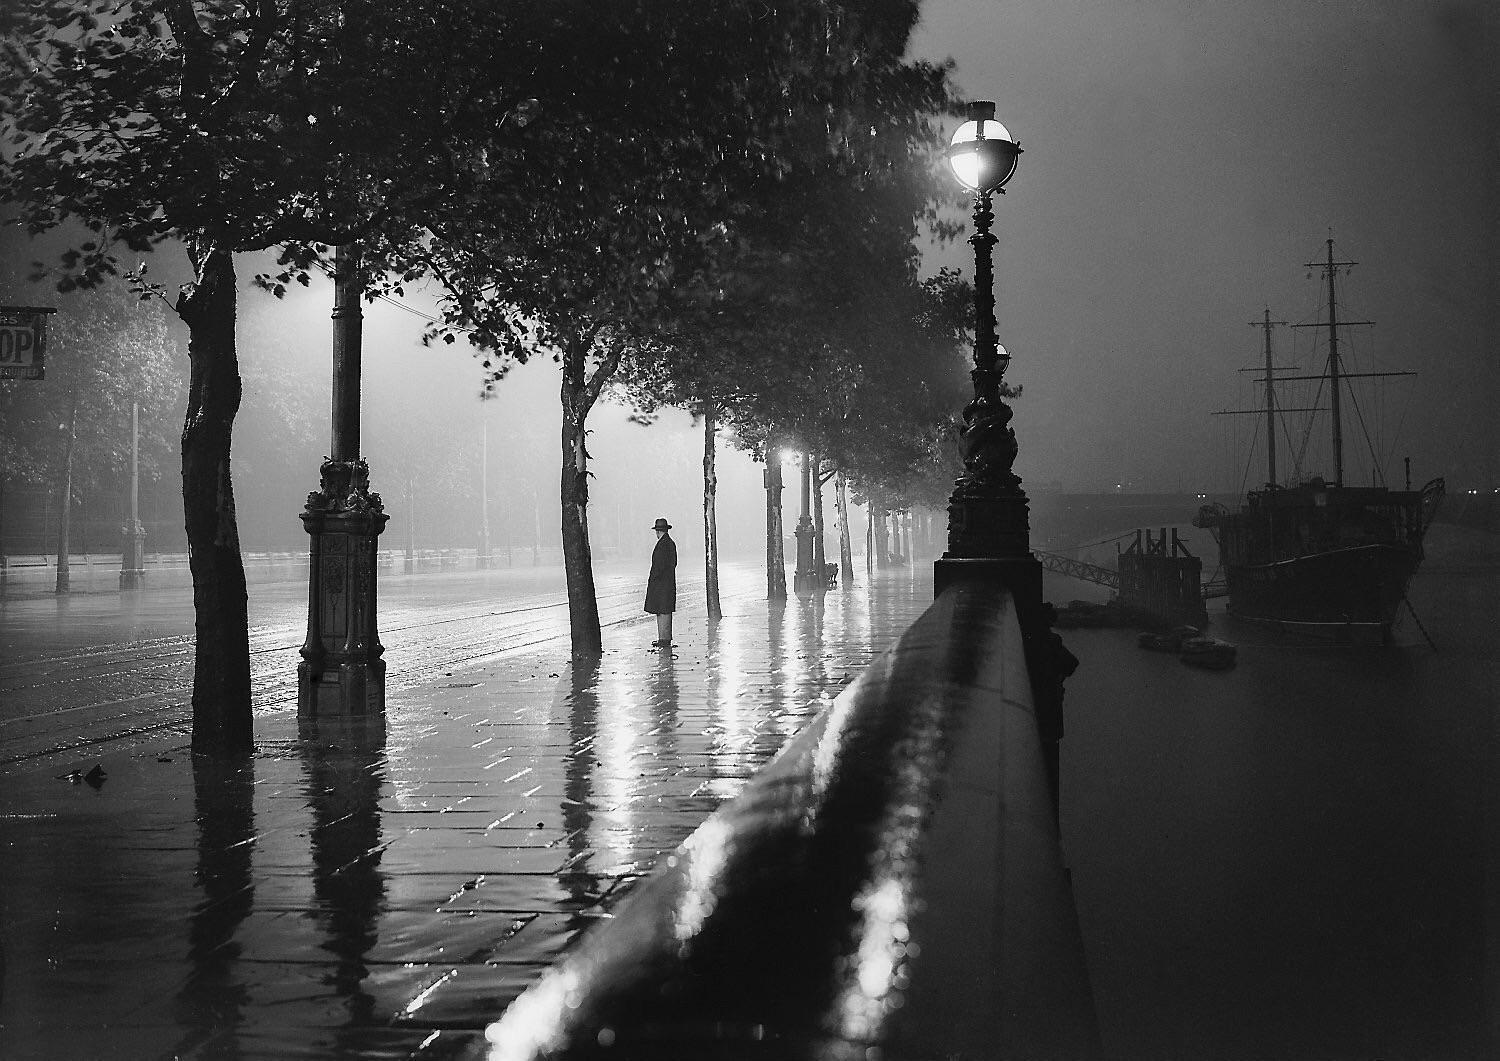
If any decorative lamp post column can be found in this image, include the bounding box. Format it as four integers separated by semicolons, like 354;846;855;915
936;102;1025;574
934;101;1076;814
298;243;389;717
792;451;815;595
404;477;416;573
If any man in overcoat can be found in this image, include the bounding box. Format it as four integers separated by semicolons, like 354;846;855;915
645;517;677;647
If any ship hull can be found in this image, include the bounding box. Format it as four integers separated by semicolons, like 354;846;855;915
1224;543;1419;629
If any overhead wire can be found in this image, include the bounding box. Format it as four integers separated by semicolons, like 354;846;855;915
311;259;447;327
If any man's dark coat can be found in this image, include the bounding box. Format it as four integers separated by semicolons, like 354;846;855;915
644;533;677;614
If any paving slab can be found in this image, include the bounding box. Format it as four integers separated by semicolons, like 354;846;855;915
0;560;933;1060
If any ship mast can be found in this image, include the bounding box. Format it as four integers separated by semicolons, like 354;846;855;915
1249;307;1287;486
1304;238;1358;487
1286;240;1402;487
1324;240;1344;485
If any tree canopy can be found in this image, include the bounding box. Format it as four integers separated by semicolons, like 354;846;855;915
0;0;535;283
2;0;977;677
0;279;181;495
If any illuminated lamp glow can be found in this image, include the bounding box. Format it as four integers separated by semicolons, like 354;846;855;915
946;111;1020;193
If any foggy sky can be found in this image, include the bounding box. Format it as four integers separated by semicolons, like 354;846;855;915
5;0;1494;546
228;284;773;563
910;0;1496;493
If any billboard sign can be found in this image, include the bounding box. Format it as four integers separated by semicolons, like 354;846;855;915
0;306;57;380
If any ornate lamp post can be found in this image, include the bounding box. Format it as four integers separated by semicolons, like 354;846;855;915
934;102;1074;812
298;244;389;717
936;101;1026;575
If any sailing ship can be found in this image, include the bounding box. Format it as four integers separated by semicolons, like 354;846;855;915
1194;239;1444;637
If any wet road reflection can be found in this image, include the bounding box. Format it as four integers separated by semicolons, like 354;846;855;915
0;564;934;1058
559;660;602;910
302;716;388;1042
0;565;698;768
172;755;257;1060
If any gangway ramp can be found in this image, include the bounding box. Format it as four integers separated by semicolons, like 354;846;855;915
1035;551;1119;590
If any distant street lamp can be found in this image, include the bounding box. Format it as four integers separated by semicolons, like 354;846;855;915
478;401;494;569
119;399;146;590
792;450;816;595
934;101;1075;816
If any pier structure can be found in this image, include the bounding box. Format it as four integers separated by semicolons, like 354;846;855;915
1116;527;1209;627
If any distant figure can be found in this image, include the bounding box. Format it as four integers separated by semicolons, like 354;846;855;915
645;518;677;647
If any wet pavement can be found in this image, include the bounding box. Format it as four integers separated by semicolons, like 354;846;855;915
0;560;935;1060
5;545;1495;1060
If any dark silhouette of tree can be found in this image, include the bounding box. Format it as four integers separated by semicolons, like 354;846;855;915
604;0;959;604
614;174;969;597
394;0;955;653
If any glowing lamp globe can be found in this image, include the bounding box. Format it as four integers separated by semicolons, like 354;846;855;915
946;101;1020;193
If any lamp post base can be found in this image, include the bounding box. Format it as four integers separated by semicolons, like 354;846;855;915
945;491;1031;559
119;522;146;591
298;459;388;719
298;657;387;717
933;554;1040;601
792;517;816;595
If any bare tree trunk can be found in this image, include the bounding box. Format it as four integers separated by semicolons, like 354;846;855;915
865;500;873;576
835;472;854;584
702;401;722;621
176;243;251;757
53;384;79;594
560;339;602;657
558;327;622;658
811;453;827;585
764;431;787;601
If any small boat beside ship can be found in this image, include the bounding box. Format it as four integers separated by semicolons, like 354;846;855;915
1178;635;1237;670
1138;626;1238;668
1194;239;1443;641
1137;625;1201;652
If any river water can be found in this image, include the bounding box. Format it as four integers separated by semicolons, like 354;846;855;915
1053;524;1498;1059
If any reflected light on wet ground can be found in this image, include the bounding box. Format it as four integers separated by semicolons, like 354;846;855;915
0;561;932;1058
475;563;956;1060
